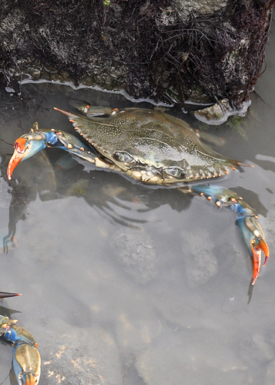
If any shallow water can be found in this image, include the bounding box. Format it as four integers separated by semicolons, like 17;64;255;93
0;27;275;385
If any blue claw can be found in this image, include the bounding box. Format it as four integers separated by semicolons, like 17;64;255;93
7;125;47;180
0;318;41;385
8;122;96;180
13;343;41;385
190;184;269;284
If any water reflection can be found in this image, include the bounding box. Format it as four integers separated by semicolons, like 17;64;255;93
1;145;193;251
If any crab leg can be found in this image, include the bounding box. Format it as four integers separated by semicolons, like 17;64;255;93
188;184;269;285
0;292;21;299
7;123;98;180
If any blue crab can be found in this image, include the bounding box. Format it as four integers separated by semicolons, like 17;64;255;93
7;104;269;285
0;292;41;385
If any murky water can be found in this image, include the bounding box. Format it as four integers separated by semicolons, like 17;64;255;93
0;26;275;385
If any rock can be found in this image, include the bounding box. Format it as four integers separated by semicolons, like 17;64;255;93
112;228;157;284
194;99;251;125
181;228;218;287
135;329;246;385
0;1;273;114
40;319;122;385
115;311;162;352
239;332;275;366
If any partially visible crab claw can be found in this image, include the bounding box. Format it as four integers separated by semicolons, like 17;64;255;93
237;216;269;285
7;124;47;180
13;343;41;385
0;319;41;385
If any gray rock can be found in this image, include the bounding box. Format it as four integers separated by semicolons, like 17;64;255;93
112;228;157;284
40;319;122;385
135;329;246;385
181;228;218;287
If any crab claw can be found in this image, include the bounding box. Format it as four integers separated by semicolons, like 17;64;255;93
7;129;47;180
237;216;269;285
0;292;21;299
0;320;41;384
8;122;97;180
13;343;41;385
189;184;269;284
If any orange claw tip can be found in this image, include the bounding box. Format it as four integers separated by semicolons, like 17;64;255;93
7;151;23;180
251;248;261;286
263;256;269;267
257;239;269;266
24;374;38;385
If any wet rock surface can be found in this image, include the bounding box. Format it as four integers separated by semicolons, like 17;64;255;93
0;1;273;111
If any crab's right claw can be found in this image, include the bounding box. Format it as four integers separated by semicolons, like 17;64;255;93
237;216;269;285
7;129;47;180
13;343;41;385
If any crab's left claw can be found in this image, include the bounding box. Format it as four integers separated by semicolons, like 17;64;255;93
237;216;269;285
13;343;41;385
8;127;47;180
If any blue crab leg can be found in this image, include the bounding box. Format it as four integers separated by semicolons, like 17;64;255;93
0;317;41;385
7;123;98;180
188;184;269;285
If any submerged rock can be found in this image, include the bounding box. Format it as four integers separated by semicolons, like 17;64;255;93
180;228;218;287
112;228;157;284
40;320;122;385
135;329;247;385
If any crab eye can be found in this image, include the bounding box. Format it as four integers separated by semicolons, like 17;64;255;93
113;151;134;164
166;166;186;179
